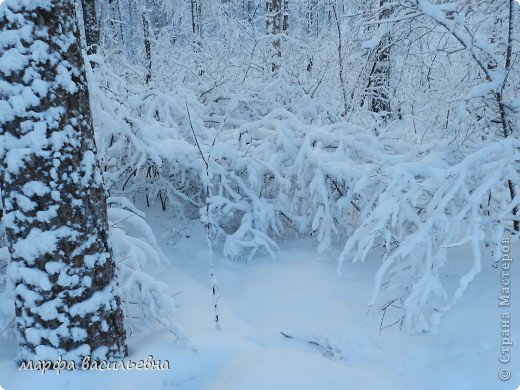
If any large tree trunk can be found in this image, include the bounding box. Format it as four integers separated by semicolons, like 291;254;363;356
0;0;127;362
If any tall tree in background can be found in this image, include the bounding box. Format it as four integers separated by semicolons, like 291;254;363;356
142;7;153;84
80;0;99;55
363;0;393;121
266;0;288;73
106;0;125;53
190;0;202;37
0;0;127;361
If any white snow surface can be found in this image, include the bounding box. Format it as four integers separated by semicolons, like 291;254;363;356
0;210;517;390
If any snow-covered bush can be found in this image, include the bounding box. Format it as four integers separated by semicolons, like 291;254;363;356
88;55;519;333
89;59;290;261
339;137;520;332
76;10;520;334
107;197;175;336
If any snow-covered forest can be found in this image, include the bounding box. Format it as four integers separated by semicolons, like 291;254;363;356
0;0;519;388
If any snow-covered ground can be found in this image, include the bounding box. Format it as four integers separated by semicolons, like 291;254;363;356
0;212;518;390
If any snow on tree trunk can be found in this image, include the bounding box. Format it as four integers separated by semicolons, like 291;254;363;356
364;0;392;121
80;0;99;55
0;0;127;362
267;0;283;73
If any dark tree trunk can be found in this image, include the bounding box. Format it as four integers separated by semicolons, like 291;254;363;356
142;9;152;84
191;0;201;37
80;0;99;55
283;0;289;32
0;0;127;362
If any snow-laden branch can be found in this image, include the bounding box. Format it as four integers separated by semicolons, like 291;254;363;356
85;61;519;333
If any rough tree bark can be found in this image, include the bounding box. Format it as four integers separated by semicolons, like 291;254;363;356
80;0;99;55
0;0;127;362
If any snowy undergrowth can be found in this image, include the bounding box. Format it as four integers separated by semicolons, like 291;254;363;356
84;56;520;333
107;197;176;337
